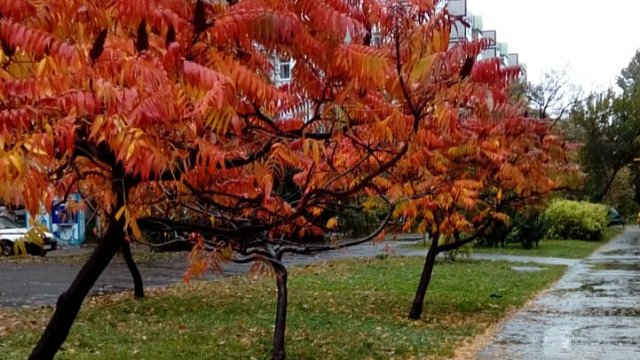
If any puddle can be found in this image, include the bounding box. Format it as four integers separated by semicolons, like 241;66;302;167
512;266;545;273
600;249;640;256
577;307;640;317
591;262;640;271
578;281;609;293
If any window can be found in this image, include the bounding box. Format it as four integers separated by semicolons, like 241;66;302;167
0;216;19;229
279;58;291;80
372;32;381;46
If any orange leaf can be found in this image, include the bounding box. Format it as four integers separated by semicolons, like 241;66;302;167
326;218;338;229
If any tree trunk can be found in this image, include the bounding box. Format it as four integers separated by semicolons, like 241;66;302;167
121;239;144;298
271;262;288;360
29;215;125;360
594;166;621;203
408;236;439;320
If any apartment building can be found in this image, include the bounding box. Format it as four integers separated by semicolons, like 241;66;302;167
271;56;293;88
271;0;527;86
445;0;526;78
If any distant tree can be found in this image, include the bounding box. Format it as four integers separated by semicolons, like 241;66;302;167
525;68;581;125
617;50;640;205
571;50;640;203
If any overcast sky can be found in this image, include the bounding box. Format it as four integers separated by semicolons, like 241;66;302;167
467;0;640;93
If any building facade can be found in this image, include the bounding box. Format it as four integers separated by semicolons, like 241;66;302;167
270;0;527;86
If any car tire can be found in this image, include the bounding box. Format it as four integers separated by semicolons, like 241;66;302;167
1;240;13;256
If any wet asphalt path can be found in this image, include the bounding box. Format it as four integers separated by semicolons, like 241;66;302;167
476;227;640;360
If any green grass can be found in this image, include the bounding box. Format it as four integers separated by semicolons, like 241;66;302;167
0;248;186;265
0;258;565;360
403;227;624;259
473;227;624;259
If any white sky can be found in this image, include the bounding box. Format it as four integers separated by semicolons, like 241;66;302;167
467;0;640;92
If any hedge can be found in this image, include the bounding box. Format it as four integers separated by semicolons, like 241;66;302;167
543;200;609;241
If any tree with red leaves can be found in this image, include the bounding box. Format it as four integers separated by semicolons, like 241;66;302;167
0;0;576;359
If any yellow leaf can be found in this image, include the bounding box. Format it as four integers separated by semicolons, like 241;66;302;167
312;141;320;163
36;57;47;77
115;206;126;221
363;198;376;211
9;155;22;172
90;115;105;139
14;240;26;256
409;55;436;83
130;218;142;239
126;142;135;160
303;139;310;159
47;56;59;74
403;183;414;197
0;67;14;81
417;220;428;234
326;218;338;229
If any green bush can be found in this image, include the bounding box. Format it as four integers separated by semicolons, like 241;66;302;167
510;211;548;249
339;207;387;238
543;200;609;241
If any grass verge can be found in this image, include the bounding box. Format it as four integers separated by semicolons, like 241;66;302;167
0;257;565;360
0;248;187;265
403;227;624;259
473;227;624;259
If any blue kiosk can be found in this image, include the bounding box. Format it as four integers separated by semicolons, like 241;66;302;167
27;194;86;247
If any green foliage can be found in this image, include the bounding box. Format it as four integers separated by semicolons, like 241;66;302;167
604;165;640;218
571;91;640;202
473;227;623;259
567;51;640;204
0;258;566;360
509;211;549;249
543;200;609;241
339;206;388;238
476;207;548;250
477;220;511;248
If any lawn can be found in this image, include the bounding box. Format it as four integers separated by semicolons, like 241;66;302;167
0;257;565;360
403;227;624;259
0;247;185;265
473;227;624;259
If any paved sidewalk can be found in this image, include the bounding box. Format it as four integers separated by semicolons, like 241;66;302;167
476;227;640;360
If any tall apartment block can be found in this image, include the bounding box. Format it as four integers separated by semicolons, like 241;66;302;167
446;0;526;78
271;0;527;86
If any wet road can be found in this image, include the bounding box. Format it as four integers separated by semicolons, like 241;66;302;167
477;227;640;360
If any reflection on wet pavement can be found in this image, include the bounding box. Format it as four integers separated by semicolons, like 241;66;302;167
476;227;640;360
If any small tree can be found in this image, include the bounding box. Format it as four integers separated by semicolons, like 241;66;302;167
0;1;578;359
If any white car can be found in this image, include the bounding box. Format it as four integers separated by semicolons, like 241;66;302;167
0;216;58;256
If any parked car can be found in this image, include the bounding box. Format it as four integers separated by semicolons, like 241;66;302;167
607;208;625;227
0;216;58;256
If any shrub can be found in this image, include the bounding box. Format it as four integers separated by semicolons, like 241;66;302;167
477;221;511;248
476;206;546;249
339;207;387;238
510;211;549;249
543;200;609;241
